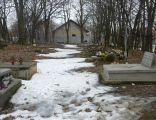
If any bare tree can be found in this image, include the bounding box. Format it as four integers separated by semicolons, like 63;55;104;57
43;0;64;43
74;0;90;43
62;0;72;43
145;0;156;52
87;0;156;52
0;0;11;42
25;0;44;43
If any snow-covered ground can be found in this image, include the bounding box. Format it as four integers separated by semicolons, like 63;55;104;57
64;44;80;49
38;48;80;58
0;45;155;120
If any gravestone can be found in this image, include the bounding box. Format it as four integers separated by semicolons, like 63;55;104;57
0;69;21;110
0;62;37;80
141;52;155;67
0;69;12;90
101;52;156;84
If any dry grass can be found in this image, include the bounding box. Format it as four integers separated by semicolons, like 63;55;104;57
0;44;63;63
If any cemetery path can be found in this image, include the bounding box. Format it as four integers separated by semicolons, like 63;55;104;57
0;44;156;120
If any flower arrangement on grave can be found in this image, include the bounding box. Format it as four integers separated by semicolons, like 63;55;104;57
96;51;108;59
112;49;124;60
96;51;116;62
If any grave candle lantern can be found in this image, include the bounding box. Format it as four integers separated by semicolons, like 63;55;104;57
10;56;15;65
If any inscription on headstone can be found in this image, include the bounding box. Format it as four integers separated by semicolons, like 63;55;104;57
141;52;154;67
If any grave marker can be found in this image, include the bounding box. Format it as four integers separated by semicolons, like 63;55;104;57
141;52;155;67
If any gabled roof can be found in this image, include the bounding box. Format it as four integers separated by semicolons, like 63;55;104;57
53;20;89;32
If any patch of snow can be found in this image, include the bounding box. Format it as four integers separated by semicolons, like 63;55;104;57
38;48;80;58
64;44;79;49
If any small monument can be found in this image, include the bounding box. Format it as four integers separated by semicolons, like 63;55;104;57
0;56;37;80
100;52;156;84
0;69;21;110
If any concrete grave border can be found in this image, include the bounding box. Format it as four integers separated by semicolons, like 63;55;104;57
100;52;156;84
0;69;21;110
0;62;37;80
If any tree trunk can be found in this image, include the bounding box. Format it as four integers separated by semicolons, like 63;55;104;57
44;20;50;43
14;0;26;44
145;0;156;52
66;29;69;44
2;18;10;42
0;19;3;40
80;27;84;43
30;24;36;44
